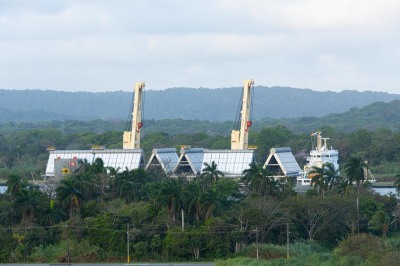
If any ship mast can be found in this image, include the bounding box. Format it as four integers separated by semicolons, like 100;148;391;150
316;131;330;152
231;79;254;150
123;82;145;149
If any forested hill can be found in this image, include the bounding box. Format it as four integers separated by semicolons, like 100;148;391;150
1;99;400;135
269;99;400;132
0;87;399;123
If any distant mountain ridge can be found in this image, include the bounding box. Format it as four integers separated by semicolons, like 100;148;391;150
0;87;399;123
1;99;400;135
270;99;400;132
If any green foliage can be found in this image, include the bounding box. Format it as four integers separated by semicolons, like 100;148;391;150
236;244;287;260
394;174;400;195
216;254;367;266
216;241;366;266
200;161;224;187
286;195;354;244
29;239;100;263
335;234;386;262
115;168;152;203
81;215;126;255
308;162;341;196
29;242;67;263
0;228;16;262
163;227;190;260
56;177;83;219
3;120;400;180
3;117;400;263
242;163;285;197
369;210;390;236
288;240;328;257
305;189;318;197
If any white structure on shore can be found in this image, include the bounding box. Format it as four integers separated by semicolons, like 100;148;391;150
297;131;339;185
44;82;146;180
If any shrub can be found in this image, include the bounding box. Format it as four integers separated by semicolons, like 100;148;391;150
29;240;100;263
335;233;386;262
237;244;286;260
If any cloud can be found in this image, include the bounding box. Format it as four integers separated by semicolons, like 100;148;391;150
217;0;400;31
0;0;399;93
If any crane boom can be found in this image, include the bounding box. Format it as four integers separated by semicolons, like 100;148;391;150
231;79;254;150
123;82;145;149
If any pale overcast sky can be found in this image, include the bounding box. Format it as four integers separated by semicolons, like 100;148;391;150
1;0;399;93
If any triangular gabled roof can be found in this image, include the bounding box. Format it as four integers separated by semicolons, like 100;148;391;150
202;149;254;177
173;148;204;176
45;149;145;179
145;148;178;174
263;147;300;177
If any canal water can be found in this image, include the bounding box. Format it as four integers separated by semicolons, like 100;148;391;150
371;187;398;197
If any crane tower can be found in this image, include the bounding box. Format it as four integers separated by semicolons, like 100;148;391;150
231;79;254;150
123;82;145;149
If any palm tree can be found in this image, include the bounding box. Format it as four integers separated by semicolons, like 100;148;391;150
14;188;40;224
151;178;185;222
200;161;224;187
334;176;350;195
120;181;135;203
308;162;340;196
72;158;108;201
201;179;242;219
323;162;341;190
185;180;204;221
344;156;367;190
344;156;368;234
56;177;83;219
369;210;390;237
308;165;326;196
115;168;149;203
200;188;221;219
242;163;280;197
6;174;27;197
40;199;65;226
268;177;285;198
394;174;400;196
106;166;119;193
90;157;105;175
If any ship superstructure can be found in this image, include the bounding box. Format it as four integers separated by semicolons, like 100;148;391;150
297;131;339;185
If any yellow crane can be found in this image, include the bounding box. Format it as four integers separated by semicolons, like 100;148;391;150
231;79;254;150
123;82;145;149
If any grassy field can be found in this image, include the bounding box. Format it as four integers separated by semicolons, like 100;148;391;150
215;236;400;266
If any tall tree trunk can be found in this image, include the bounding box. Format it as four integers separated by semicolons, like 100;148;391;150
356;184;360;234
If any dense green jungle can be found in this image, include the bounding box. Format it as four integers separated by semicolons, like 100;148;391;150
1;119;400;264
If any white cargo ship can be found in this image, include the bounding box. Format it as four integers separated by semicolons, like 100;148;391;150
297;131;339;185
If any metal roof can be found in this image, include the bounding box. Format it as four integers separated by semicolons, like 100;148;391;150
173;148;204;176
145;148;179;174
45;149;145;177
263;147;300;177
202;149;254;177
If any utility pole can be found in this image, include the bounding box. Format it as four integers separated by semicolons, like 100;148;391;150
181;209;185;232
286;223;290;260
256;226;259;259
127;223;130;263
66;225;70;265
